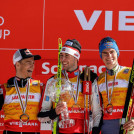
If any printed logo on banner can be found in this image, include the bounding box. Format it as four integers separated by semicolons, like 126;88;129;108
0;16;10;39
35;60;105;75
74;10;134;31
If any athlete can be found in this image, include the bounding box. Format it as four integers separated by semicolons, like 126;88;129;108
0;48;43;134
38;39;102;134
97;37;134;134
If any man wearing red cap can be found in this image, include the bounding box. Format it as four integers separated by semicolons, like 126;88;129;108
0;48;43;134
96;37;134;134
38;39;102;134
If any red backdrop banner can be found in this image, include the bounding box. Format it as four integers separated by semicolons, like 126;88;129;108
0;0;134;133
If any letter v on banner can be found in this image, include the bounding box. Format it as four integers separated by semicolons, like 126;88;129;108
119;59;134;134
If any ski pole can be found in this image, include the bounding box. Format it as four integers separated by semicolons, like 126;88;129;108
83;66;88;134
83;66;92;134
119;59;134;134
126;86;134;134
53;38;62;134
87;67;91;134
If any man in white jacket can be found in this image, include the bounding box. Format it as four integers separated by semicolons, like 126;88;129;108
38;39;102;134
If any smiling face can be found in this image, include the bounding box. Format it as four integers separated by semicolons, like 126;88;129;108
60;52;78;72
15;57;35;78
102;48;118;70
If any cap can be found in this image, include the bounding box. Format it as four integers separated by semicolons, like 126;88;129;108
99;36;119;58
13;48;41;65
64;39;81;53
60;39;81;60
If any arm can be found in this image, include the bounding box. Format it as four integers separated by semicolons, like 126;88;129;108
0;85;4;110
123;119;134;131
38;102;65;120
38;108;57;120
38;79;54;122
91;79;103;134
38;77;65;122
0;95;4;110
123;86;134;131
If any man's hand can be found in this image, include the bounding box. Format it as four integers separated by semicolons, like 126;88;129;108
38;117;51;123
55;101;66;115
123;119;134;131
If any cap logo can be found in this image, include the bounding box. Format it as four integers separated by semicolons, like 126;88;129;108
60;46;80;60
24;49;32;55
99;39;119;59
104;42;113;48
74;53;79;58
123;69;129;74
62;48;66;51
65;41;73;46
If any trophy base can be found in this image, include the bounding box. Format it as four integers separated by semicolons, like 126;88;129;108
59;119;75;128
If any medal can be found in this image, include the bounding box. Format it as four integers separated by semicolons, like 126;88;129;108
106;103;113;113
14;77;30;126
105;65;120;114
72;70;81;112
105;72;115;114
20;113;29;124
63;70;81;113
71;103;81;113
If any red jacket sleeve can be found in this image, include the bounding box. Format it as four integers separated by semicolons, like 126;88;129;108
0;84;5;110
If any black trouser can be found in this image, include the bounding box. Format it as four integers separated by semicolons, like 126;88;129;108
3;130;40;134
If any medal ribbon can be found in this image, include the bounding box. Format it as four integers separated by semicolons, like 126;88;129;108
14;77;30;114
105;72;116;104
105;66;120;105
63;70;80;104
74;70;80;104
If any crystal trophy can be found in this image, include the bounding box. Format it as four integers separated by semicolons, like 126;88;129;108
47;78;75;128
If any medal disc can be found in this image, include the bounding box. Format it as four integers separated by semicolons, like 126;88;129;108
106;103;113;114
20;113;29;123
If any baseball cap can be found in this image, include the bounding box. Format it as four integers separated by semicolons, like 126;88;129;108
13;48;41;65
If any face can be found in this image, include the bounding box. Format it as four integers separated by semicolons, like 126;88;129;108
16;57;35;78
60;53;78;72
102;48;118;70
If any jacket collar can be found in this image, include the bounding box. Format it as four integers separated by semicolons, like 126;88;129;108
7;76;31;88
